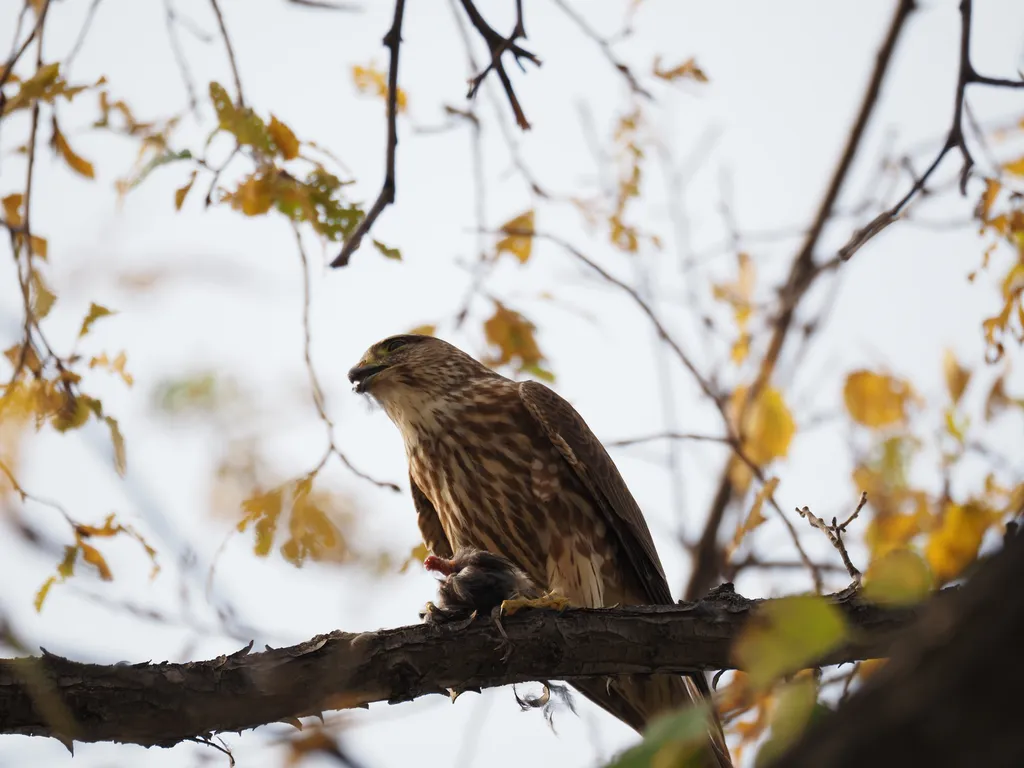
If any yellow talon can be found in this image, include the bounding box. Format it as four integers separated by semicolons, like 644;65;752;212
499;592;571;617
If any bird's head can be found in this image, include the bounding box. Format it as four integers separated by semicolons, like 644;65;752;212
347;334;495;411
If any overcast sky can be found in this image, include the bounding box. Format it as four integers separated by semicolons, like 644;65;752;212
1;1;1023;766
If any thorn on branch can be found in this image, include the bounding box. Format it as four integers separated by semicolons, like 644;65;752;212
332;0;405;267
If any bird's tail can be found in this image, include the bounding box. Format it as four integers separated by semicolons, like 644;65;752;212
569;672;732;767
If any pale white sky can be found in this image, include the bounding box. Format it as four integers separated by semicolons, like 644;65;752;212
1;1;1023;766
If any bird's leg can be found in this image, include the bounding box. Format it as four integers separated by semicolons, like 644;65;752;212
499;590;571;617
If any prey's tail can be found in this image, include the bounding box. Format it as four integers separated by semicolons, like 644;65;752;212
569;672;732;767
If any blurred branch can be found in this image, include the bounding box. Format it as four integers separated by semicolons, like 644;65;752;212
687;0;916;601
208;0;245;107
293;226;400;491
0;586;939;747
837;0;1024;262
286;0;361;9
64;0;104;72
607;432;731;448
548;0;650;98
331;0;405;267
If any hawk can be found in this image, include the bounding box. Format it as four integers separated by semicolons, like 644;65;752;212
349;334;730;766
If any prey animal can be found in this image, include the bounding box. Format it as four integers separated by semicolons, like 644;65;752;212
420;547;539;622
349;334;731;767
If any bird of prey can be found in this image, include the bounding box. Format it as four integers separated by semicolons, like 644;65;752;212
349;334;731;766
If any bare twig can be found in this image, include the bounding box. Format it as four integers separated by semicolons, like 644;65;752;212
208;0;245;107
457;0;540;129
293;226;400;492
836;491;868;533
837;0;1024;262
796;499;865;584
548;0;651;98
0;0;47;92
64;0;105;73
606;432;731;448
286;0;361;10
331;0;405;267
164;0;202;114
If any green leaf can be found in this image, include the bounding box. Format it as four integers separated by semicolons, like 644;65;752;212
372;239;401;260
733;596;849;689
78;302;115;338
755;677;820;766
125;149;193;192
863;548;933;606
607;703;714;768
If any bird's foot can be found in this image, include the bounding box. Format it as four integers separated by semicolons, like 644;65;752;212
419;600;442;623
489;605;514;662
499;591;571;617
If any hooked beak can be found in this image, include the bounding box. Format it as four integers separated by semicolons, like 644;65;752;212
347;362;388;393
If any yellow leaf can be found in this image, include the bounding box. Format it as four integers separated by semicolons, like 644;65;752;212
408;324;436;337
30;235;47;260
174;170;197;211
978;178;1001;222
227;174;273;216
51;118;95;179
239;487;284;557
652;55;708;83
400;541;429;573
269;115;300;160
57;544;79;578
942;350;970;404
863;548;932;605
843;370;913;428
733;596;848;689
2;194;23;227
30;270;56;320
105;416;127;476
79;302;115;338
483;301;551;378
925;502;995;583
34;576;58;613
352;63;407;112
1004;156;1024;176
80;541;113;580
495;209;535;263
729;386;795;468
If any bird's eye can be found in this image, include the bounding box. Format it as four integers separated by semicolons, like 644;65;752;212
384;337;408;353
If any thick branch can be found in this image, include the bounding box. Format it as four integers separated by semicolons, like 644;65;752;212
776;530;1024;767
0;588;935;748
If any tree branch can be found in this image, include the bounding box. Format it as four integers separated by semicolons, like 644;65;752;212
837;0;1024;262
0;587;937;748
331;0;405;267
686;0;916;600
776;528;1024;767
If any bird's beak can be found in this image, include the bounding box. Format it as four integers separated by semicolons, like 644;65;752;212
348;362;388;393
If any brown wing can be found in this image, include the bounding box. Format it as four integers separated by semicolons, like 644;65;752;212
518;380;673;606
410;473;453;558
